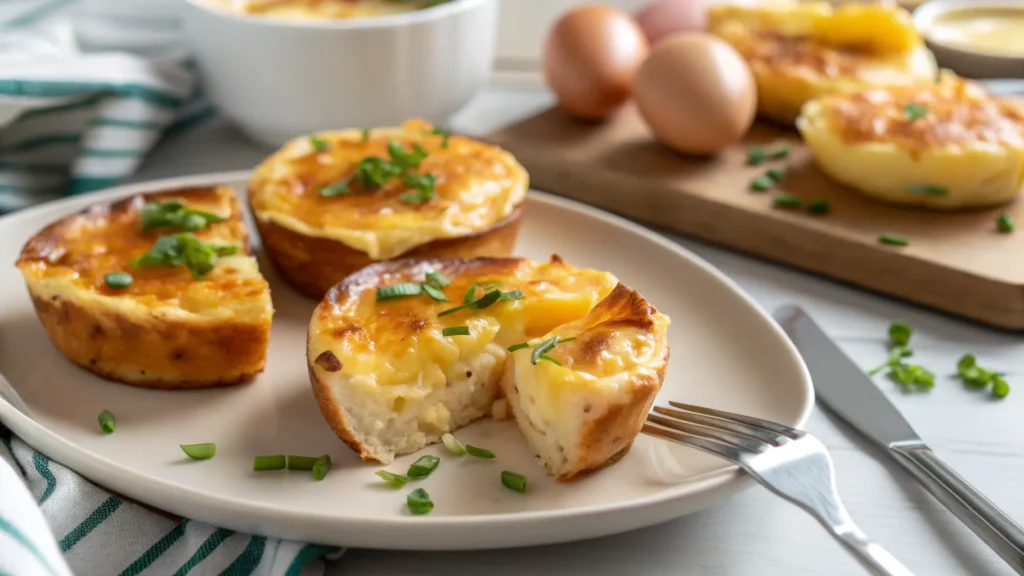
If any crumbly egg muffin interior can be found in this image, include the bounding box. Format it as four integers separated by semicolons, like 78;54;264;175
798;72;1024;209
307;256;670;471
248;119;528;261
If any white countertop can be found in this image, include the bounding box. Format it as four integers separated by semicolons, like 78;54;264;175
129;83;1024;576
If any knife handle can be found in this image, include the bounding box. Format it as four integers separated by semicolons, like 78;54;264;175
890;442;1024;574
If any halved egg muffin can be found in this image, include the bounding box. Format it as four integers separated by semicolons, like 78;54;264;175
798;72;1024;209
248;119;528;299
708;1;938;124
16;186;274;388
307;256;671;481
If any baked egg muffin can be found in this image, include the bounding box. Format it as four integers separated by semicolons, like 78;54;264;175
248;119;528;299
307;256;670;481
16;186;274;388
708;1;938;124
798;72;1024;209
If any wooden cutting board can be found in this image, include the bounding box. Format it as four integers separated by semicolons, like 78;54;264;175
486;104;1024;330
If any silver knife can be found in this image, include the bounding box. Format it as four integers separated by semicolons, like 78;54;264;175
774;305;1024;575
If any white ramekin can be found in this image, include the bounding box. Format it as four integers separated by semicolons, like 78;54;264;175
181;0;500;147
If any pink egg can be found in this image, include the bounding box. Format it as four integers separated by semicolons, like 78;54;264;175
635;0;708;46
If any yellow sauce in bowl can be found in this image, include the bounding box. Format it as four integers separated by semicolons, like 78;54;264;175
204;0;448;20
926;7;1024;58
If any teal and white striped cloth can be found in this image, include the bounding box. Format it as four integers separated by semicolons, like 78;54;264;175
0;0;214;214
1;427;345;576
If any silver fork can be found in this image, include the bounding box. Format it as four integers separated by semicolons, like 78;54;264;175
643;401;914;576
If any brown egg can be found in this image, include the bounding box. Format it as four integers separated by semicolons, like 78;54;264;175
543;5;650;120
635;0;708;46
633;33;757;156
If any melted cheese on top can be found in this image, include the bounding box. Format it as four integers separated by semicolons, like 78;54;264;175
309;257;641;398
249;119;529;260
204;0;441;20
815;73;1024;151
16;187;270;318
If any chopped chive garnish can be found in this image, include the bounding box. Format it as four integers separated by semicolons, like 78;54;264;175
805;199;830;215
309;135;330;152
376;470;408;487
437;302;472;317
407;455;440;479
407;487;433;515
140;200;225;232
181;443;216;460
773;194;801;209
312;455;332;480
422;284;449;302
431;128;452;148
889;321;912;346
425;271;450;288
500;289;524;301
903;103;928;121
103;272;132;289
376;283;424;300
766;168;785;182
998;213;1015;233
462;284;477;304
538;354;561;366
507;342;530;352
465;445;495;459
559;337;577;343
442;325;470;337
530;336;558;365
748;143;790;165
907;184;948;196
879;233;909;246
992;377;1010;398
747;147;765;166
767;144;790;160
253;455;286;470
749;175;773;192
501;470;527;493
319;181;350;197
98;409;115;434
287;455;318;471
442;432;465;455
438;289;504;317
361;128;371;142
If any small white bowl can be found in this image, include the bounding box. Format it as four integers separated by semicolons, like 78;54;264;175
913;0;1024;79
181;0;500;147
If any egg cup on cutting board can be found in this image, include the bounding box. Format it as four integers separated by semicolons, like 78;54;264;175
307;255;670;481
15;186;274;388
485;96;1024;331
248;119;528;299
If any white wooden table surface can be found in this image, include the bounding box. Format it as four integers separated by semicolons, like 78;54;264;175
129;82;1024;576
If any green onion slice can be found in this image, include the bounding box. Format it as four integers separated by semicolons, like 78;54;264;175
376;283;424;301
287;455;318;471
422;284;448;302
501;470;528;493
407;487;434;515
407;455;440;479
425;271;450;287
253;454;286;470
181;443;216;460
507;342;530;352
888;321;912;346
530;336;559;365
312;455;332;481
992;377;1010;398
465;445;495;459
879;233;909;246
998;213;1015;234
104;272;132;289
442;432;466;455
98;409;115;434
376;470;408;487
442;325;470;337
538;354;561;366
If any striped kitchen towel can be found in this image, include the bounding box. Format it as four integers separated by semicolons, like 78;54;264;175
0;426;345;576
0;0;215;215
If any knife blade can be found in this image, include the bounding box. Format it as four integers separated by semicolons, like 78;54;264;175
774;305;1024;575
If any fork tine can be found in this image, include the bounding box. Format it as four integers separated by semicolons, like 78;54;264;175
652;406;787;447
646;413;770;455
667;400;804;439
641;423;747;464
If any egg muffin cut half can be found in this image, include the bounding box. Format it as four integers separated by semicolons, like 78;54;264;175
15;186;274;388
708;2;938;124
248;119;528;299
798;72;1024;209
307;256;671;481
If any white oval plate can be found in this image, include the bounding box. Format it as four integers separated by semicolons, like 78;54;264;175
0;171;813;551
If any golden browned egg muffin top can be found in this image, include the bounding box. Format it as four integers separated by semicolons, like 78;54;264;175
16;187;266;312
248;119;528;260
815;74;1024;150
